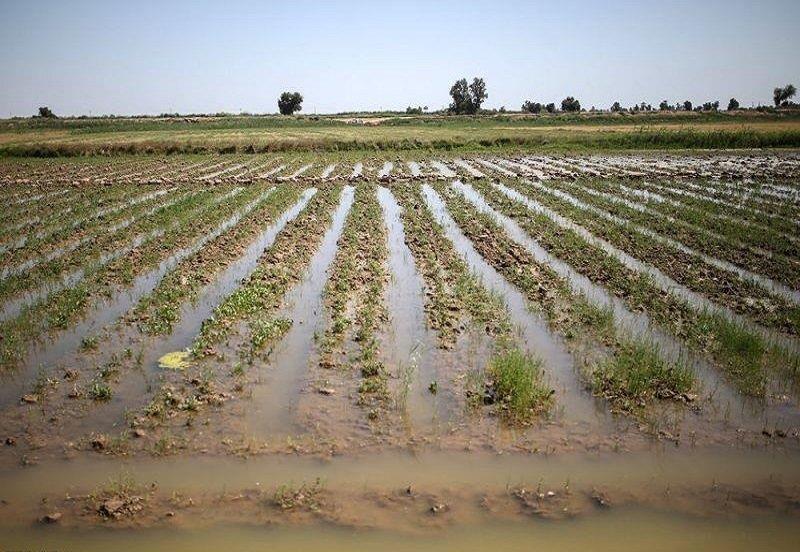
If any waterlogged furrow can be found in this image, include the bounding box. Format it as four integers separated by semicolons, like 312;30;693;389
192;185;345;354
319;184;390;410
395;184;555;421
636;180;800;237
392;184;512;347
1;186;181;272
0;186;252;368
576;180;800;264
502;178;800;331
433;183;696;413
0;187;218;306
508;176;800;308
488;179;800;397
548;180;800;291
131;185;303;335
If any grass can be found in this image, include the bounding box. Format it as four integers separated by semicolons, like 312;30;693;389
2;111;800;156
593;340;693;412
488;348;553;421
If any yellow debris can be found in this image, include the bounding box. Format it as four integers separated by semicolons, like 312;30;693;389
158;351;192;370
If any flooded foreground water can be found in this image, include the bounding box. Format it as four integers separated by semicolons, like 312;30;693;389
1;447;799;550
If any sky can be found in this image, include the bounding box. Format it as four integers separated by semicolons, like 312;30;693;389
0;0;798;116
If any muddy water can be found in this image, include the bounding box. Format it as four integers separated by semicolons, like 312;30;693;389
349;163;364;180
422;185;602;425
5;512;799;552
244;186;355;438
2;447;800;550
377;187;439;430
320;163;337;180
454;181;753;426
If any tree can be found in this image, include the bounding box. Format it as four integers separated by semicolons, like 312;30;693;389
277;91;303;115
469;78;488;112
561;96;581;112
610;101;622;112
406;106;424;115
659;100;670;111
545;103;556;113
774;84;797;107
448;77;488;114
37;106;56;118
683;100;692;111
521;100;542;114
727;98;740;111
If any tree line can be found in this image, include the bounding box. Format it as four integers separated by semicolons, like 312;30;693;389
31;83;798;119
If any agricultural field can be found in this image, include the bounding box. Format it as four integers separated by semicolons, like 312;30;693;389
2;151;800;548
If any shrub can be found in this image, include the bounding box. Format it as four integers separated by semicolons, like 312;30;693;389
727;97;740;111
37;106;57;118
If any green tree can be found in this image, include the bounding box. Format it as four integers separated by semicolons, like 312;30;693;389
37;106;56;118
561;96;581;112
448;77;488;114
277;91;303;115
727;98;740;110
521;100;542;113
774;84;797;107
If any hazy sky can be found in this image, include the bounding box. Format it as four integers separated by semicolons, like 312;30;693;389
1;0;798;116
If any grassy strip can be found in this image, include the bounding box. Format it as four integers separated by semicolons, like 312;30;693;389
393;184;554;421
497;178;800;336
551;179;800;291
0;186;253;367
489;179;800;395
0;187;210;302
435;183;695;412
582;179;800;264
129;185;301;335
319;184;390;407
3;127;800;157
192;185;344;356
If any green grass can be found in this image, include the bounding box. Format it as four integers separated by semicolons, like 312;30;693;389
2;111;800;156
488;348;553;421
592;341;693;412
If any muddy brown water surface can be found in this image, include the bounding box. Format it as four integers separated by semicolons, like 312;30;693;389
2;154;800;550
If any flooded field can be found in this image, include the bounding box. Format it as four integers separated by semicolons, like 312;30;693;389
1;152;800;550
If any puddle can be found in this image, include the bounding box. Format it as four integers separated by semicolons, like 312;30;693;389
377;187;439;431
349;163;364;180
321;164;337;180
